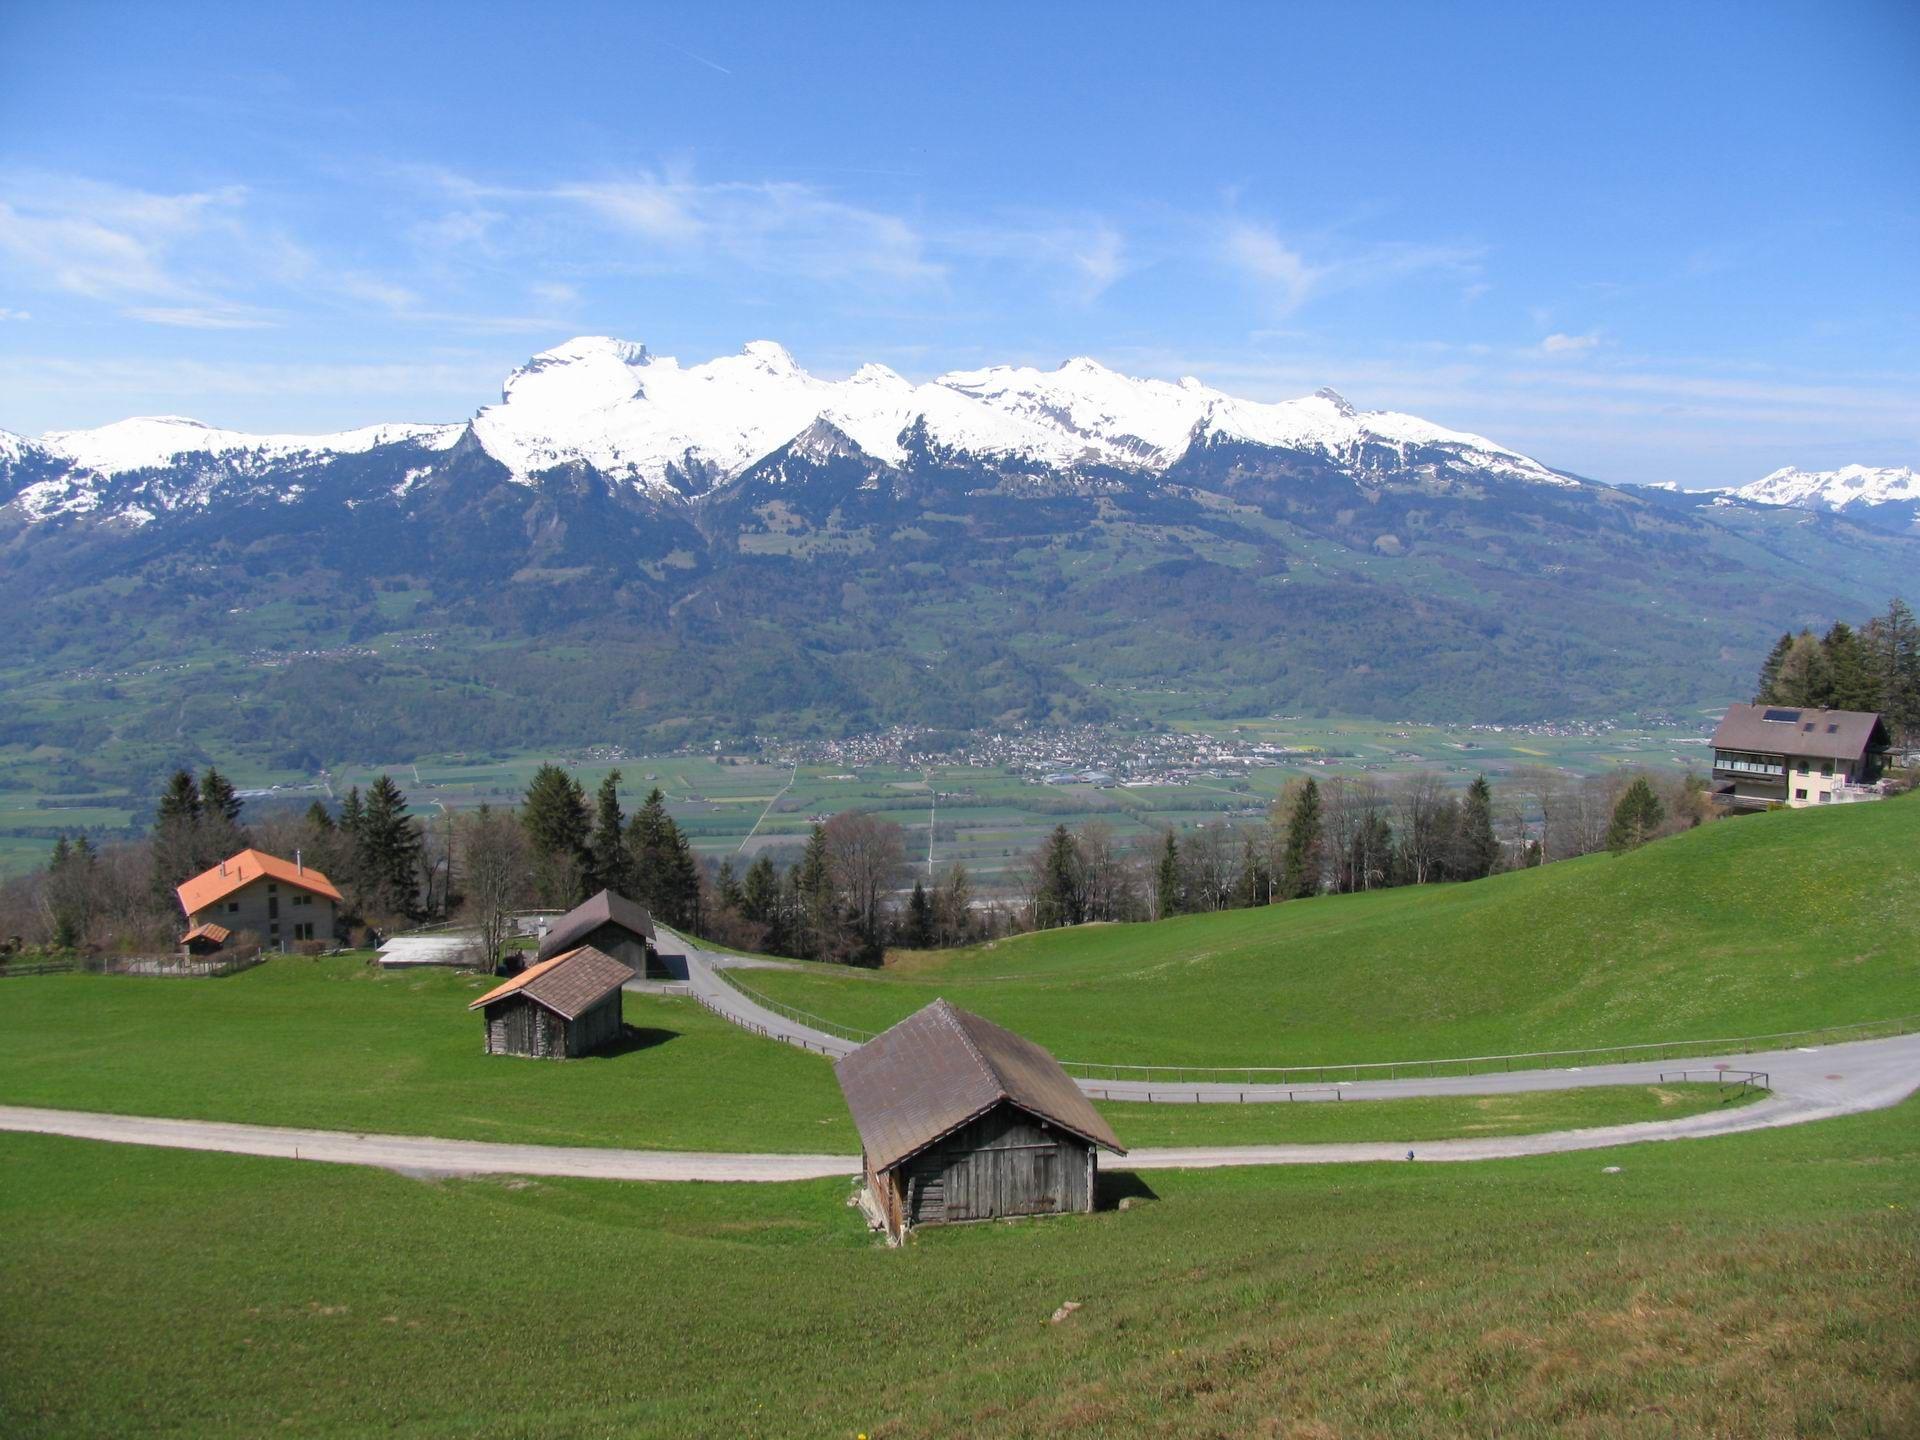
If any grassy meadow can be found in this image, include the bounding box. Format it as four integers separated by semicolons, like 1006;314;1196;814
3;1096;1915;1439
744;795;1920;1066
0;958;1743;1152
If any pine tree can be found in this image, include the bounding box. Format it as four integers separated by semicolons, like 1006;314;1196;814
904;879;934;948
1755;632;1794;703
664;820;702;931
1821;622;1878;712
935;862;973;947
150;768;204;903
1031;824;1085;930
1605;777;1665;854
1281;777;1324;899
585;770;631;897
715;859;744;915
1863;596;1920;742
359;775;422;919
740;855;780;926
795;824;836;961
522;764;590;906
46;834;98;950
1154;831;1182;919
627;788;675;917
1455;774;1498;880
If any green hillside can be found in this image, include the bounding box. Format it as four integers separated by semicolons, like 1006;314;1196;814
744;795;1920;1067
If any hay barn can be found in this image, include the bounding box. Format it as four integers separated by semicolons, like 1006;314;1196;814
835;998;1126;1241
536;889;664;977
468;944;634;1059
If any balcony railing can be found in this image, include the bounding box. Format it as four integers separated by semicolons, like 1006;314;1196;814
1713;756;1783;777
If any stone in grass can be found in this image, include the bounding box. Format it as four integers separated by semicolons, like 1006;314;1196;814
1602;1166;1623;1174
1050;1301;1083;1325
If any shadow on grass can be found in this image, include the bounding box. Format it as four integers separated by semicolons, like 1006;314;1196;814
1097;1169;1160;1211
593;1026;682;1059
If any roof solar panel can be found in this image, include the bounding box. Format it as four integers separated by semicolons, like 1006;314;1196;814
1761;708;1801;722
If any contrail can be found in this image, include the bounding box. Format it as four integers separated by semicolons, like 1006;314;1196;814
662;40;731;76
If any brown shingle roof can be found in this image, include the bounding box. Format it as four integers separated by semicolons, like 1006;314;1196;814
834;999;1125;1173
467;945;634;1020
536;889;657;962
181;922;231;946
1711;703;1889;762
176;848;343;917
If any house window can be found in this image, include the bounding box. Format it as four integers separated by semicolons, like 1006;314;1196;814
1797;761;1810;774
267;883;278;893
293;922;314;941
292;893;310;907
1795;788;1808;800
1818;792;1831;804
227;901;241;913
1820;761;1832;777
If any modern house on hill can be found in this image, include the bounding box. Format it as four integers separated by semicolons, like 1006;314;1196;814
468;944;634;1058
176;848;343;949
835;998;1126;1242
535;888;662;977
1709;704;1891;809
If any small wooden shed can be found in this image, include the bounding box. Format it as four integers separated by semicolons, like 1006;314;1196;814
468;944;634;1059
180;922;231;957
834;998;1126;1241
536;889;664;978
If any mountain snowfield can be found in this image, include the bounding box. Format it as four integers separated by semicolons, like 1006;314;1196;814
3;336;1579;525
1727;464;1920;513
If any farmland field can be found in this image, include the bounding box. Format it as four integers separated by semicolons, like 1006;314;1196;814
0;710;1717;883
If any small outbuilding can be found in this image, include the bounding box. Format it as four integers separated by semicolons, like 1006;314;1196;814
180;922;232;956
467;944;634;1059
536;889;663;977
834;998;1126;1241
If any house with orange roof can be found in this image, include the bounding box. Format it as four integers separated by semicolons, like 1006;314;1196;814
176;848;344;950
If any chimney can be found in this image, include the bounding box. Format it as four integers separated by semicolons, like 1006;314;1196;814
296;849;303;874
219;859;227;876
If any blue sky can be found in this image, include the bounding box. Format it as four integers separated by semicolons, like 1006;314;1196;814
1;1;1915;486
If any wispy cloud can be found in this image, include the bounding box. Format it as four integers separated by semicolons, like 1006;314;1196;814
1222;218;1482;317
1538;331;1601;357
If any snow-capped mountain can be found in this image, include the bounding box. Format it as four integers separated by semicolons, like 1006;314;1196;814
1730;464;1919;513
2;335;1577;526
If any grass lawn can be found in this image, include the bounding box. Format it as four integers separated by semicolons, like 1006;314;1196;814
744;795;1920;1066
0;960;1753;1153
2;1099;1914;1438
1097;1082;1763;1148
0;959;858;1154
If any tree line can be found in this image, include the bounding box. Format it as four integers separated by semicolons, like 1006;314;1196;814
1753;596;1919;740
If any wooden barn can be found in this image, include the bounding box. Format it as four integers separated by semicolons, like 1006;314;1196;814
536;889;664;978
834;998;1126;1241
467;944;634;1059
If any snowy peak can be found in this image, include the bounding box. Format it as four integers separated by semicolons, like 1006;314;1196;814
32;414;460;478
1731;464;1920;512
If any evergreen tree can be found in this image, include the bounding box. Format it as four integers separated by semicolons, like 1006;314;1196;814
150;768;204;903
1754;632;1794;703
904;879;934;948
1281;777;1324;899
794;824;837;960
740;854;780;927
195;767;247;869
1605;777;1665;854
627;788;675;917
1154;831;1182;919
358;775;422;918
1821;622;1878;712
585;770;632;897
715;859;744;915
664;820;702;931
199;768;243;824
1862;596;1920;741
1031;824;1085;930
522;764;590;906
1455;774;1499;880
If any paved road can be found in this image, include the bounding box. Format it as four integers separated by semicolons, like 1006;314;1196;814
657;928;1920;1112
4;932;1906;1182
5;1032;1914;1180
